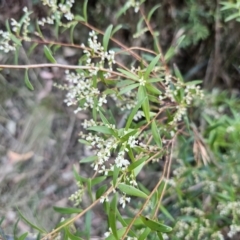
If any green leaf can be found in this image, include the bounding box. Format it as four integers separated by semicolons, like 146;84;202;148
146;83;162;95
35;21;44;40
109;195;118;239
24;69;34;91
113;165;120;187
18;232;28;240
73;165;88;183
80;155;97;163
186;80;202;86
116;1;131;18
87;126;113;134
125;97;146;130
173;64;184;82
27;42;38;56
86;179;93;202
74;15;86;22
103;24;113;51
116;79;135;87
117;68;139;80
118;183;148;199
148;77;164;83
139;227;151;240
147;4;161;21
17;209;46;233
43;45;56;63
53;206;82;214
99;110;110;125
144;54;161;79
159;205;175;222
10;34;22;46
96;185;107;199
151;120;162;147
112;24;123;36
157;232;164;240
70;22;78;44
120;129;138;141
119;83;139;95
138;86;150;122
65;227;82;240
128;157;146;171
140;216;172;233
85;211;91;239
78;139;90;145
83;0;88;22
91;176;107;186
225;12;240;22
105;227;127;240
164;47;175;62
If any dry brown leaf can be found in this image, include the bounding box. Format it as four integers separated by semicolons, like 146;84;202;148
7;150;34;163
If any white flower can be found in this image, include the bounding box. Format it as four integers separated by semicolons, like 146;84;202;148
139;77;146;86
119;195;131;208
128;135;138;148
100;195;109;203
115;152;130;169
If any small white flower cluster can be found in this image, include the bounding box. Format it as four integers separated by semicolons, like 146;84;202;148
228;224;240;238
111;91;137;111
210;231;224;240
164;178;176;187
19;7;31;41
61;31;116;113
133;110;144;121
0;30;17;52
119;194;131;208
184;85;204;104
174;221;190;238
63;70;108;113
127;0;141;13
80;129;133;174
218;201;240;216
158;75;204;125
172;105;187;123
203;180;216;192
139;77;146;86
82;31;115;78
173;159;187;178
137;143;158;153
68;181;84;206
11;19;21;34
181;207;204;217
99;195;109;203
38;0;75;26
128;135;138;148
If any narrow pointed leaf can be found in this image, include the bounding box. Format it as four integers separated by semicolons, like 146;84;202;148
144;54;161;79
43;45;56;63
53;206;82;214
117;68;139;80
119;83;139;95
24;69;34;90
109;195;118;239
138;86;150;122
118;183;148;199
103;24;113;51
125;97;146;130
140;216;172;233
151;120;162;147
17;209;46;233
173;63;184;82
